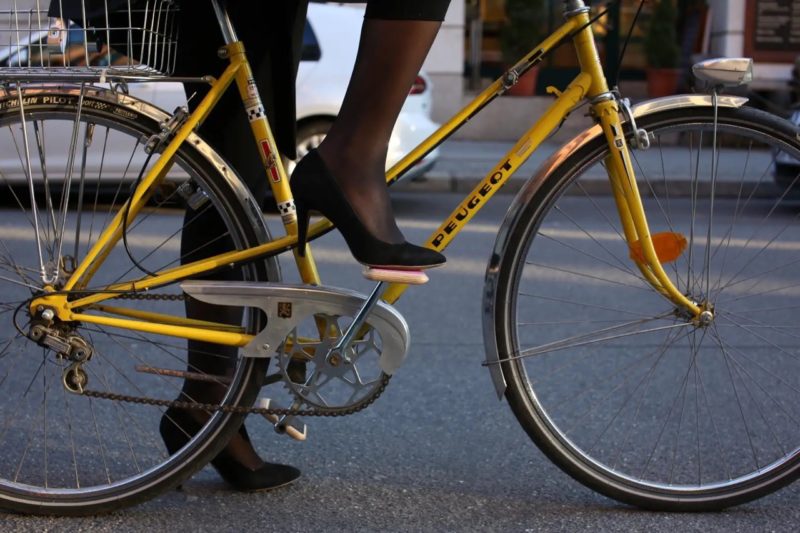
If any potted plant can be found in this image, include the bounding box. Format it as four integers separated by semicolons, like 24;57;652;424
500;0;545;96
644;0;682;97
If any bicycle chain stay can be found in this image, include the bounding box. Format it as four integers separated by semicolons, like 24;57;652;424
79;289;392;417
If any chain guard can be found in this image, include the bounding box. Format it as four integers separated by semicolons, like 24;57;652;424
181;281;410;374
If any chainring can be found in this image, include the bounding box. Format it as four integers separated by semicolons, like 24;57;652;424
277;312;388;410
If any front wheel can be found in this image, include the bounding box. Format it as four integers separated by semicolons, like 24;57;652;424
489;105;800;511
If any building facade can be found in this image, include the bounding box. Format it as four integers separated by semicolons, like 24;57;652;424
707;0;798;93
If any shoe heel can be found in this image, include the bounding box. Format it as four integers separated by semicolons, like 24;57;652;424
296;202;310;257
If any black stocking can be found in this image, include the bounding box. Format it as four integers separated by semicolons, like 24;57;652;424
180;206;264;471
316;18;442;244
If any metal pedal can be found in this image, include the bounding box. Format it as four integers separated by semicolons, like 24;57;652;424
257;398;307;442
363;267;428;285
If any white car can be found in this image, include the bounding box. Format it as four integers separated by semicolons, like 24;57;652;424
0;2;440;182
294;2;440;177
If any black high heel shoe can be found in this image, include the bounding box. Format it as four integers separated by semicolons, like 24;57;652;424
160;407;301;492
291;150;446;270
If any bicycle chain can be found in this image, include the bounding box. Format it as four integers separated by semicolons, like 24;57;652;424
80;373;391;417
83;289;391;417
115;291;188;301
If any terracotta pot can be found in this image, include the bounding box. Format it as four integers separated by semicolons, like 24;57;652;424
646;68;682;97
505;65;540;96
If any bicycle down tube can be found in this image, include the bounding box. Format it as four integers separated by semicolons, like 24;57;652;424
29;3;701;349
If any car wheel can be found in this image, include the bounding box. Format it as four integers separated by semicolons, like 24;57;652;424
287;119;333;176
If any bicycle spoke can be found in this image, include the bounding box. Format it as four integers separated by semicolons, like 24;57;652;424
687;130;701;296
514;314;687;360
715;255;800;301
14;94;47;282
86;126;112;255
32;119;58;248
92;327;186;401
715;183;800;296
710;141;755;295
701;102;722;299
711;326;800;425
719;309;800;343
525;261;653;292
87;398;113;486
519;291;668;318
639;328;705;479
719;279;800;306
567;327;691;440
52;85;87;285
609;327;691;470
533;230;642;282
79;326;231;362
72;122;95;265
518;318;633;327
711;329;765;471
550;205;642;279
60;383;81;489
107;205;230;287
14;354;57;483
632;141;688;291
712;330;793;455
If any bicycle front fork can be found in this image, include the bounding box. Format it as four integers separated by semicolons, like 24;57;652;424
592;96;703;318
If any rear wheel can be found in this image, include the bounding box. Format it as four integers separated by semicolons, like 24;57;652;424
0;87;276;514
490;105;800;510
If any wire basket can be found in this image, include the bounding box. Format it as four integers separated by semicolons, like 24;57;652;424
0;0;179;79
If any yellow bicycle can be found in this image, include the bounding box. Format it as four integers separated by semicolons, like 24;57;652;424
1;0;799;514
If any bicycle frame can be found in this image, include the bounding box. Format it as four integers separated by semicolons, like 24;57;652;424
30;0;702;348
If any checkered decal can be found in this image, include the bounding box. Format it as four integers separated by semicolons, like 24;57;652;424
277;200;295;216
247;105;265;122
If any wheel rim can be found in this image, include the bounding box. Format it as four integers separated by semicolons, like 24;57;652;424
0;97;259;506
286;131;327;176
506;113;800;500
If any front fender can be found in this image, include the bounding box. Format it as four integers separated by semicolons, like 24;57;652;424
482;94;749;400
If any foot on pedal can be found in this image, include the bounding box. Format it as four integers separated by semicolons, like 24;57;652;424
363;267;429;285
258;398;307;442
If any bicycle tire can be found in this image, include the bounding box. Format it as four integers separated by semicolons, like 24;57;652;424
0;86;278;515
488;104;800;511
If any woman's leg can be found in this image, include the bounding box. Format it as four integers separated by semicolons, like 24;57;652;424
178;212;266;471
315;1;450;244
169;1;307;484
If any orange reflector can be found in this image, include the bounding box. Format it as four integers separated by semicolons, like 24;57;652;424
629;232;687;264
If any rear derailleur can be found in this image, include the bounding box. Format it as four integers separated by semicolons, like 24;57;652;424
28;310;93;394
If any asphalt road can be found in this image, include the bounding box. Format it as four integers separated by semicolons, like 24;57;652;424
2;192;800;531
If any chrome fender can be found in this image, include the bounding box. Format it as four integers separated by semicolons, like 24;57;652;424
0;85;280;281
482;94;749;400
182;281;410;374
